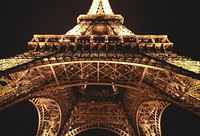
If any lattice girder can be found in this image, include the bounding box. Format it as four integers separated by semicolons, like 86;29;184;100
2;51;197;79
30;98;62;136
30;88;75;136
146;53;200;74
0;66;57;110
60;102;136;136
123;88;170;136
87;0;114;15
0;0;199;136
0;58;199;115
136;101;169;136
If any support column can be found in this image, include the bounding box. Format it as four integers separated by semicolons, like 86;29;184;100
124;88;170;136
30;98;62;136
136;101;169;136
30;88;76;136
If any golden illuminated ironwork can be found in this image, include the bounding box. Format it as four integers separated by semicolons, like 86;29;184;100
0;0;199;136
88;0;114;15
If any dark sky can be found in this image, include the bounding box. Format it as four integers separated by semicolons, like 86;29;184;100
0;0;200;136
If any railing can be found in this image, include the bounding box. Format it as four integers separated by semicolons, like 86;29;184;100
28;35;173;52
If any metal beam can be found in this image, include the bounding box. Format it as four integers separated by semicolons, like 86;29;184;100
50;65;60;85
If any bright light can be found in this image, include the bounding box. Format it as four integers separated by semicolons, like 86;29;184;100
87;0;114;14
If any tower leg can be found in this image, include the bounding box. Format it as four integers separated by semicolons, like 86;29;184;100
30;88;76;136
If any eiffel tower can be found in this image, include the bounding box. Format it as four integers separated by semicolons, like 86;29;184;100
0;0;200;135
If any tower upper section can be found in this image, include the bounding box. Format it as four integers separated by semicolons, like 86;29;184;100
27;0;174;57
65;0;134;36
87;0;114;15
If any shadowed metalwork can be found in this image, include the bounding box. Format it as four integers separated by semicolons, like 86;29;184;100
0;0;199;136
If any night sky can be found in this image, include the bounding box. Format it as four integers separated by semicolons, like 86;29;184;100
0;0;200;136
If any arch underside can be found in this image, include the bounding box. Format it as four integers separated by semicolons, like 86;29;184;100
60;94;170;136
0;57;199;113
137;101;169;136
29;90;170;136
0;57;200;136
29;88;75;136
0;0;199;134
61;102;135;136
30;98;62;136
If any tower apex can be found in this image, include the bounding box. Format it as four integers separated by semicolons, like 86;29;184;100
87;0;114;15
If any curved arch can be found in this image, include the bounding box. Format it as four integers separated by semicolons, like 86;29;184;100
1;60;199;115
64;124;130;136
29;98;62;136
0;59;199;136
35;60;165;71
60;100;135;136
9;51;194;78
76;128;119;136
136;100;170;136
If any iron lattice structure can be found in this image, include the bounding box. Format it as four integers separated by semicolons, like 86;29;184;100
0;0;200;136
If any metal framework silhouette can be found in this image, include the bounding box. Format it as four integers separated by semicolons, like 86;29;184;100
0;0;199;135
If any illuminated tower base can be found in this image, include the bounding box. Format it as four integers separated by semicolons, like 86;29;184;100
0;0;199;135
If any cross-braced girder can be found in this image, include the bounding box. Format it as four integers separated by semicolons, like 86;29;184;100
123;89;171;136
136;101;169;136
30;98;62;136
87;0;114;15
30;88;75;136
61;102;136;136
0;0;200;135
0;53;199;136
0;59;199;114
